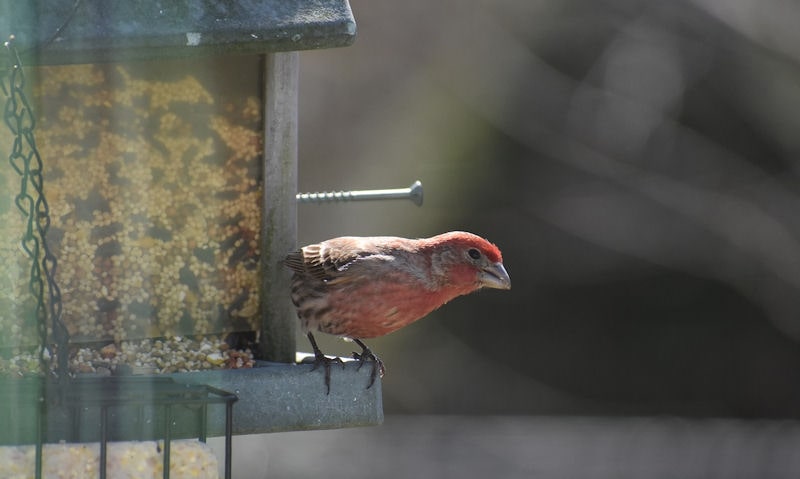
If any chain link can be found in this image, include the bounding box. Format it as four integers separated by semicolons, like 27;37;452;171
3;37;69;379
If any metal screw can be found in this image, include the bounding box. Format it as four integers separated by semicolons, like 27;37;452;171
297;180;423;207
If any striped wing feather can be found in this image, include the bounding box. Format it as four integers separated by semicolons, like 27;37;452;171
284;243;362;283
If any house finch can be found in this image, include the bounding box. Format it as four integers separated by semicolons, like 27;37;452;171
284;231;511;393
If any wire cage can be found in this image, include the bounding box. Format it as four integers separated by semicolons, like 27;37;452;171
1;44;239;477
1;376;236;479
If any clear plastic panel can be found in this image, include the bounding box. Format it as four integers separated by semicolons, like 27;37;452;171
2;57;263;348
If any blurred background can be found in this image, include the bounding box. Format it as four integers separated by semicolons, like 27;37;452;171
245;0;800;476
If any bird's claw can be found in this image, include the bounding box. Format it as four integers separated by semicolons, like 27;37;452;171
311;353;345;395
306;332;345;395
352;339;385;389
352;352;384;390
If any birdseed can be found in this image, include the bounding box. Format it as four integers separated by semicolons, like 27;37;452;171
0;335;254;377
0;59;264;349
0;439;219;479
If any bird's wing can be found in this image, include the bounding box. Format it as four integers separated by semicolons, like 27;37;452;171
284;243;362;282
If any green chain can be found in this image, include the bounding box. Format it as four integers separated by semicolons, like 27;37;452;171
2;37;69;379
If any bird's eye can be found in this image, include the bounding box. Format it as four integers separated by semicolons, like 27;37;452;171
467;248;481;260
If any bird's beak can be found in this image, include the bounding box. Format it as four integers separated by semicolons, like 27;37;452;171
479;262;511;290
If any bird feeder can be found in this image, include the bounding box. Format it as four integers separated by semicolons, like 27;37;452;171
0;1;381;477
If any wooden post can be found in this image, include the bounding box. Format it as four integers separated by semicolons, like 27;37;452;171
260;52;298;363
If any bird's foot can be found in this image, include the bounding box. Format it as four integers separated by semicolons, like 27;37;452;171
352;339;385;389
311;353;345;395
306;332;344;395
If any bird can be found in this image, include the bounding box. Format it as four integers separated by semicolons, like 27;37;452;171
284;231;511;393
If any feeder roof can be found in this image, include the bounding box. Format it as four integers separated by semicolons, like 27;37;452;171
0;0;356;65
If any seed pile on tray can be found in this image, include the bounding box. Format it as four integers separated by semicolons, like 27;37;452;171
0;335;255;377
0;60;264;349
0;439;219;479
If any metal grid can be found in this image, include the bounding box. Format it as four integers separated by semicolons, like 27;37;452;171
1;376;237;479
